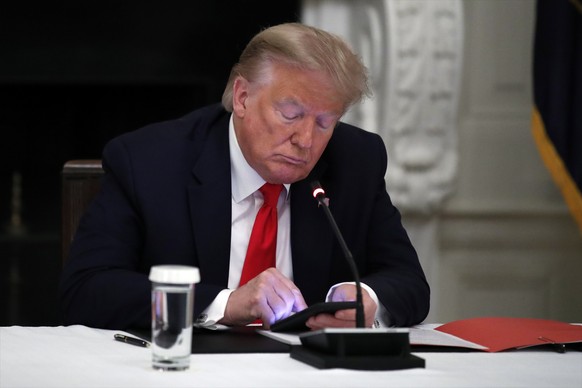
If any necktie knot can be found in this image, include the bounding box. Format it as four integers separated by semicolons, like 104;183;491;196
259;183;283;208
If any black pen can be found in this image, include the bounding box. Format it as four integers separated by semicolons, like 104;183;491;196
538;336;566;353
114;333;151;348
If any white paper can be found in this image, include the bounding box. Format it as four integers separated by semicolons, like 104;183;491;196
409;325;488;350
257;330;302;345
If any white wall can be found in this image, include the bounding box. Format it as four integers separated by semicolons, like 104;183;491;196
304;0;582;323
431;0;582;322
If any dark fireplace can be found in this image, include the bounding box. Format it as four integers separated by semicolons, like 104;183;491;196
0;1;299;326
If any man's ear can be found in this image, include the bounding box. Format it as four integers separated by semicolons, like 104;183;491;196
232;77;249;118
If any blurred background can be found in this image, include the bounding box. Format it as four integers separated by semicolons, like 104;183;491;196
1;0;580;327
0;0;300;325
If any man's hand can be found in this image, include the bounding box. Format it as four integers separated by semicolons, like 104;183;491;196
219;268;307;329
305;284;377;329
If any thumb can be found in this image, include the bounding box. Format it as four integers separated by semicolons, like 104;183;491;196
330;284;356;302
292;289;308;312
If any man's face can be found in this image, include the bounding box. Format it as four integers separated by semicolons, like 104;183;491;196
232;63;345;184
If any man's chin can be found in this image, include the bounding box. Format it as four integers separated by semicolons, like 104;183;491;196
266;169;310;185
259;159;316;184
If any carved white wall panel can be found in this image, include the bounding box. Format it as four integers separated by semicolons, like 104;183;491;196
303;0;463;215
303;0;582;325
383;1;463;215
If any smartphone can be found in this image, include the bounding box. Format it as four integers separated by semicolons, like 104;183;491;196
270;301;357;332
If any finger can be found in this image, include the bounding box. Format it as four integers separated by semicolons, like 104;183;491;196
334;308;356;321
263;268;307;313
268;283;307;321
334;303;377;327
329;284;356;302
235;268;308;327
257;305;276;328
265;290;294;322
291;288;308;311
306;313;356;330
227;276;282;324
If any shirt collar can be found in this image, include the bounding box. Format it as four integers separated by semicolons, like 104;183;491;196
229;115;290;203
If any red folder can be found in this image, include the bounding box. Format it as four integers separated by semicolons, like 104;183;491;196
435;317;582;352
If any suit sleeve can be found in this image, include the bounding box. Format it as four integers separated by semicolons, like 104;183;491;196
362;135;430;327
59;136;225;329
332;131;430;327
59;137;153;329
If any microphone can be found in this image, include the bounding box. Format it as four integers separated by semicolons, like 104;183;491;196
310;181;365;328
287;181;425;370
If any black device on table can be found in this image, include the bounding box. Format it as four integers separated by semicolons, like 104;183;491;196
270;301;358;332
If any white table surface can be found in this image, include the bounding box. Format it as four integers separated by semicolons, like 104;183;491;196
1;325;581;388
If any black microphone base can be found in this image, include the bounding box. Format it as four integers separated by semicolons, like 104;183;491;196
290;328;425;371
290;346;425;370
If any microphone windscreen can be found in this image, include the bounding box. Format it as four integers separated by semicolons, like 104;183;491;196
310;181;325;198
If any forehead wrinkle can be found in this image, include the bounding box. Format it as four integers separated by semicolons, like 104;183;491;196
276;98;303;109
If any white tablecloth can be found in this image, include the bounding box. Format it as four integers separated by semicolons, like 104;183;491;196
1;325;581;387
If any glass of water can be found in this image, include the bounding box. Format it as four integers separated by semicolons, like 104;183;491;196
149;265;200;371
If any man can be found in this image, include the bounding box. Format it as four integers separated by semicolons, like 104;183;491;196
60;23;430;330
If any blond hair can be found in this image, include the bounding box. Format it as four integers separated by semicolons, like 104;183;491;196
221;23;370;112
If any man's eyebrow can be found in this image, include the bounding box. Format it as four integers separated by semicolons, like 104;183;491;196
276;99;303;108
276;99;342;118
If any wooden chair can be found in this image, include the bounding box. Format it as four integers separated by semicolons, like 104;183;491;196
61;160;104;265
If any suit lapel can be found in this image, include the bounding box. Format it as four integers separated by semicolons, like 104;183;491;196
187;114;232;287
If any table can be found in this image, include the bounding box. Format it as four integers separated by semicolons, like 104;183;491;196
1;325;581;387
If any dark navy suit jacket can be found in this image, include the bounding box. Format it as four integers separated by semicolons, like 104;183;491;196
59;104;430;329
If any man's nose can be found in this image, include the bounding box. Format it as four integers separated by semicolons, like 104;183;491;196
290;120;315;149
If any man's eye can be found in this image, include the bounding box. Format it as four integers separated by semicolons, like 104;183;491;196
317;118;336;130
279;110;301;121
282;113;299;120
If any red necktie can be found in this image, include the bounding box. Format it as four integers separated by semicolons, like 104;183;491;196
239;183;283;286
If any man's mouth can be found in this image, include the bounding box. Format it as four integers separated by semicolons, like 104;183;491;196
278;155;308;165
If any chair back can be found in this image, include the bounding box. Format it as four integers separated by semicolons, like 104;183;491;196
61;160;104;264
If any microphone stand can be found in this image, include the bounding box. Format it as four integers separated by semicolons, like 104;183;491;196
312;184;365;328
288;182;425;371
